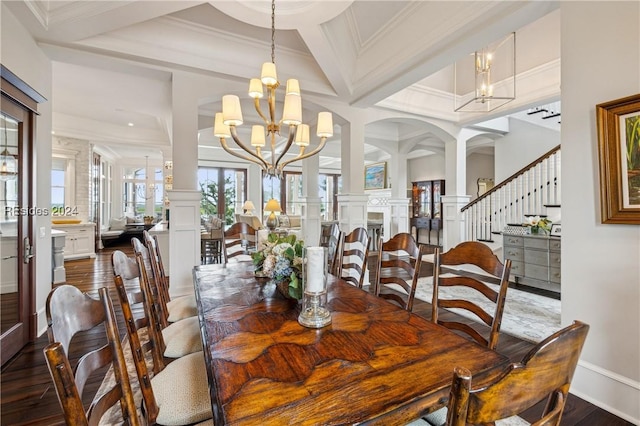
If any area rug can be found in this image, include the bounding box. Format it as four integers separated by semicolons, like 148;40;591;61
413;274;561;343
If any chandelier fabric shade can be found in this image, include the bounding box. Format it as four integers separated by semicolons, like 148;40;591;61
214;0;333;179
454;32;516;113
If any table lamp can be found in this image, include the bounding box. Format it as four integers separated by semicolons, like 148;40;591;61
264;198;282;231
242;200;256;215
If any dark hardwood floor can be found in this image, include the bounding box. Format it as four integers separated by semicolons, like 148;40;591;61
0;241;632;425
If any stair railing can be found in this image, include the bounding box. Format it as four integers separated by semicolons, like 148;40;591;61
462;145;561;242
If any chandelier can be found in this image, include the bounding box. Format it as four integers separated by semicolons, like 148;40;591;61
213;0;333;179
136;156;158;200
454;32;516;112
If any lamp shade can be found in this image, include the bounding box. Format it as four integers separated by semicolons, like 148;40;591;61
285;79;300;95
251;125;266;147
222;95;243;125
242;200;256;213
261;62;278;86
316;112;333;137
248;78;264;99
282;94;302;125
213;113;231;138
294;124;310;147
264;198;282;213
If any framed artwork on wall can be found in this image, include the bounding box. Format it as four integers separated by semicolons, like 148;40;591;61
364;162;387;190
550;223;562;236
596;93;640;224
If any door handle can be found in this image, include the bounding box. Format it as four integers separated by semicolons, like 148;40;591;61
24;237;34;264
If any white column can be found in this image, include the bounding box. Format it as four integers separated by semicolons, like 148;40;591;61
442;195;471;251
388;198;410;237
168;72;200;297
302;152;321;246
387;150;410;239
338;116;367;233
247;163;262;217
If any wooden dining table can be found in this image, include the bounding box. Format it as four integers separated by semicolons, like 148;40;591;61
192;261;510;426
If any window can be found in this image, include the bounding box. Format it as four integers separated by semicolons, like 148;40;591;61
51;155;76;215
123;164;162;217
262;171;341;220
198;167;246;225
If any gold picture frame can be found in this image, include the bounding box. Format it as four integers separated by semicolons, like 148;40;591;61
596;93;640;224
364;162;387;190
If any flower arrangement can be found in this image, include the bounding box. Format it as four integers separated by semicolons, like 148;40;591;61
251;233;304;299
523;215;552;234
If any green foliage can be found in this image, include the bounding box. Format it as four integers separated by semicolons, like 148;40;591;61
252;233;305;300
199;176;236;225
626;115;640;171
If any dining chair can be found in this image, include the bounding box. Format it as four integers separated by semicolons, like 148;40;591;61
431;241;512;350
429;321;590;426
337;227;371;288
222;221;257;263
319;222;342;275
133;235;197;323
374;232;424;311
115;256;213;425
112;250;202;360
44;285;141;426
200;216;224;264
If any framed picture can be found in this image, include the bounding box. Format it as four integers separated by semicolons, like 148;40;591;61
364;162;387;190
550;223;562;236
596;93;640;224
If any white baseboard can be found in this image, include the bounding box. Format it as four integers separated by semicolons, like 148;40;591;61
571;360;640;425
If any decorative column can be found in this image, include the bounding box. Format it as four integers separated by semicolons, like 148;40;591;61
337;116;367;233
302;149;321;246
51;230;66;284
387;150;410;238
168;72;201;298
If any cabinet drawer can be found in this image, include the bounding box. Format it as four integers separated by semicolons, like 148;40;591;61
549;252;561;267
549;238;561;251
509;260;524;277
504;246;524;261
524;237;548;250
525;249;549;266
525;263;549;281
550;267;561;283
504;235;523;246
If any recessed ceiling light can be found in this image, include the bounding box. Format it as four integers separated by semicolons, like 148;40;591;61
128;122;134;127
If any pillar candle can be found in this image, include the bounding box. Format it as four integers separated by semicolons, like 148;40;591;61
306;247;325;293
257;229;269;250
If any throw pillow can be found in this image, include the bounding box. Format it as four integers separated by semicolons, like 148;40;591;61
109;217;126;231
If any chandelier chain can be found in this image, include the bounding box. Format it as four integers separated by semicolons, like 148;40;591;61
271;0;275;64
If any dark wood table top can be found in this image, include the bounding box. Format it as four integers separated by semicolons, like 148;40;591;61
193;262;509;426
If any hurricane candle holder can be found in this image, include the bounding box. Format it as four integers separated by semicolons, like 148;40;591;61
298;246;331;328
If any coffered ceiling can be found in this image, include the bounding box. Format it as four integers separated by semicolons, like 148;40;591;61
4;1;561;165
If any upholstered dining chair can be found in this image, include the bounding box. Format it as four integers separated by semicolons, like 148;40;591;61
115;255;213;426
200;216;224;264
222;221;257;263
134;235;197;323
426;321;589;426
44;285;141;426
112;250;202;360
431;241;512;350
337;227;371;288
374;232;424;311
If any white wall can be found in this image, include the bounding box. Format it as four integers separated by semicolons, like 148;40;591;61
466;152;494;201
561;2;640;423
407;154;446;185
494;118;560;182
1;4;53;335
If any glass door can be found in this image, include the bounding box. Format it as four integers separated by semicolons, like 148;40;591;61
0;101;34;365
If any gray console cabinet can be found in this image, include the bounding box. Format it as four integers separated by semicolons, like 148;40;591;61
503;234;560;293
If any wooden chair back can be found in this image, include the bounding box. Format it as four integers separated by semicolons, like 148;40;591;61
44;285;140;426
132;237;169;329
320;223;342;275
222;222;257;263
447;321;589;426
374;233;424;311
111;249;165;369
337;227;370;288
432;241;512;350
142;231;171;306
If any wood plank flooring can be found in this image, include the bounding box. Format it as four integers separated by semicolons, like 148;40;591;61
0;241;632;425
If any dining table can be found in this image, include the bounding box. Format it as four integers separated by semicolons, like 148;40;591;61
192;261;510;426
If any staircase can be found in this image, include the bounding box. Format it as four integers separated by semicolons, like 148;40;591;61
462;145;561;243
